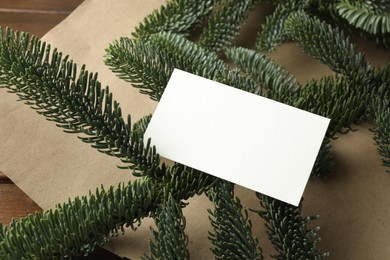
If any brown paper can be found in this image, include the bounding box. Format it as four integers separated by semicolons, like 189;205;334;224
0;0;389;258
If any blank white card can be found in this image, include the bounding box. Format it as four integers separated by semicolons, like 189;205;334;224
144;69;330;206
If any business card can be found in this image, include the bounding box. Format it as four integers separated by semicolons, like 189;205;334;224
144;69;329;206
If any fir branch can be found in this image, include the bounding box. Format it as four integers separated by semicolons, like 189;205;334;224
148;32;260;94
312;137;334;176
225;47;299;103
159;164;216;201
104;36;172;101
372;63;390;99
297;75;367;136
305;0;333;13
370;0;390;12
144;193;189;260
217;68;261;94
132;0;219;39
0;164;215;258
147;31;227;80
0;180;157;259
256;194;329;259
0;223;5;242
199;0;262;53
132;114;153;137
256;0;308;52
0;27;159;174
106;32;262;102
208;180;263;260
335;0;390;35
285;11;374;87
370;97;390;172
105;32;227;101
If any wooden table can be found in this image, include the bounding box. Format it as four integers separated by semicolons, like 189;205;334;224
0;1;121;258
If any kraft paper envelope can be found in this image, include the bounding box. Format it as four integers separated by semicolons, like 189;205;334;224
0;0;389;258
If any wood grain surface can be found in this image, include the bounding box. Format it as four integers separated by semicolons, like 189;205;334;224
0;0;84;38
0;1;122;258
0;0;84;12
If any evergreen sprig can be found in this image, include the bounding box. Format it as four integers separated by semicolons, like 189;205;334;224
132;114;153;138
199;0;262;53
0;180;156;259
0;164;215;258
335;0;390;35
256;0;308;52
132;0;218;39
312;137;334;176
217;68;260;94
297;75;366;136
144;193;189;260
370;97;390;171
0;26;217;258
207;180;263;259
105;36;172;101
225;46;299;104
105;32;227;101
285;11;374;87
0;27;159;175
256;194;329;259
147;31;227;81
284;11;390;162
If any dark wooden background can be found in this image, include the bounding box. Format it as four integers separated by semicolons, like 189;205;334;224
0;1;121;258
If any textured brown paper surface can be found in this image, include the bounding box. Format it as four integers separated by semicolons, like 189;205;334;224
0;0;389;259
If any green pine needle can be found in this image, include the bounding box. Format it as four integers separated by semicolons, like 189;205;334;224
0;164;215;258
335;0;390;35
298;75;367;136
132;0;219;39
256;0;308;52
144;193;189;260
208;180;263;259
225;46;299;103
0;180;157;259
285;11;373;87
256;194;329;259
0;27;159;175
312;137;334;177
199;0;262;53
105;32;227;101
370;97;390;171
